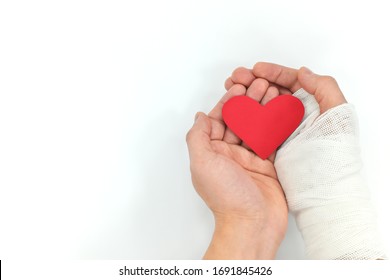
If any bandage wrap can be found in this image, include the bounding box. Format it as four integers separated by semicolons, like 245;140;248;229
275;89;386;259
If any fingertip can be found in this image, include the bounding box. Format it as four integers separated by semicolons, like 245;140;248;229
231;67;256;87
224;77;234;90
208;84;247;122
220;83;247;103
253;62;300;92
188;112;210;142
252;61;264;71
299;66;313;75
194;111;207;123
297;66;316;92
187;112;213;161
246;78;269;102
232;66;248;76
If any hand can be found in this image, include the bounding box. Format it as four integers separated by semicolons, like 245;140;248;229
186;79;288;259
229;63;385;260
224;63;347;113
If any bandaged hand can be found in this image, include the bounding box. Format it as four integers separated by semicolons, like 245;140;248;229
226;63;386;259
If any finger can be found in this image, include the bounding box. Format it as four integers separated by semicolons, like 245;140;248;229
261;86;279;105
252;62;301;92
269;82;293;95
222;127;242;145
222;143;277;178
223;78;270;144
236;78;271;149
298;67;347;113
240;143;275;163
224;77;234;90
208;84;246;141
231;67;256;87
245;78;270;101
208;84;246;122
186;112;214;162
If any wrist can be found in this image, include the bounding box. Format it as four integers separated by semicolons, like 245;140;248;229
203;214;281;259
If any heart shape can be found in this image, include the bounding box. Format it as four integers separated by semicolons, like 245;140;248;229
222;95;304;159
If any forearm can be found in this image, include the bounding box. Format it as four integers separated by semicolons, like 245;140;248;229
203;216;280;260
275;89;386;259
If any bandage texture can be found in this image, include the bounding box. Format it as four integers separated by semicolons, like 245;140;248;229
275;89;386;259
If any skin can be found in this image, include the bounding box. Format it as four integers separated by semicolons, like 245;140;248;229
186;62;347;259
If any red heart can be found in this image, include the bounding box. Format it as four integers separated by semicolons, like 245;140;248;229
222;95;304;159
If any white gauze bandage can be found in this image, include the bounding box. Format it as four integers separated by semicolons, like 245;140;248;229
275;89;386;260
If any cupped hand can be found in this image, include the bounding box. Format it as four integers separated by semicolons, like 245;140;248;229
186;77;288;259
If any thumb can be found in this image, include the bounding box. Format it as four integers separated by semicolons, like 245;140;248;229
186;112;214;162
298;67;347;113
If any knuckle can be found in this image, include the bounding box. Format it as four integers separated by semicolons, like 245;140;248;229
253;62;263;70
231;67;248;79
232;66;246;74
320;75;337;84
185;129;194;143
230;83;246;92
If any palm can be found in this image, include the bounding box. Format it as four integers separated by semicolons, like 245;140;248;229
194;133;287;234
189;74;290;241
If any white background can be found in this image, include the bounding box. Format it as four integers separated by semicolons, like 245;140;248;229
1;0;389;259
